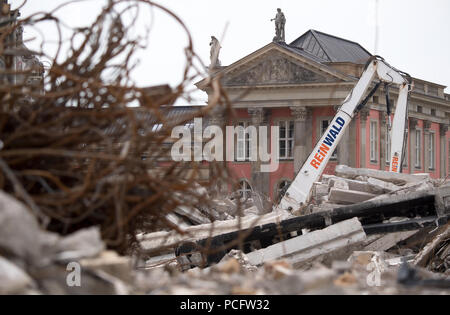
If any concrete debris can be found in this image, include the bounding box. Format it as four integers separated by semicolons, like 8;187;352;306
0;190;54;266
167;192;269;229
310;165;442;212
367;177;401;193
331;179;349;190
364;231;418;252
1;162;449;295
174;206;211;225
246;218;366;267
333;271;357;287
0;256;35;294
0;191;133;294
264;260;294;279
328;188;376;205
414;225;450;273
329;177;376;194
335;165;430;185
313;183;329;198
80;250;133;283
165;213;191;229
52;227;105;263
138;210;291;252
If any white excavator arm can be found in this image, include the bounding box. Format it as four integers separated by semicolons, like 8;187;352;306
276;56;411;213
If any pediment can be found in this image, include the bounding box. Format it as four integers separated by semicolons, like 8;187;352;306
223;51;335;86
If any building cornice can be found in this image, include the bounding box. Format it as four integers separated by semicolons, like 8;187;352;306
196;43;353;90
220;82;356;90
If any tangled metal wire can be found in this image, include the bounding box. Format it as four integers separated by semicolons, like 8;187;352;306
0;0;238;253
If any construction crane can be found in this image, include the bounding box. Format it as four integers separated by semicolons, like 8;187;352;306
276;56;412;214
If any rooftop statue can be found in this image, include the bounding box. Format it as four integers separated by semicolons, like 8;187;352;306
209;36;221;68
271;8;286;43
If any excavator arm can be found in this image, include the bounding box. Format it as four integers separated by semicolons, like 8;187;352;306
276;56;411;213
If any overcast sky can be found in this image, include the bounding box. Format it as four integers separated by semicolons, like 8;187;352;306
15;0;450;104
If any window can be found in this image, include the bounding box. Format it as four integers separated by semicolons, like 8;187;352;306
415;82;425;93
428;85;438;97
236;121;251;161
431;109;436;116
402;143;408;167
385;125;391;163
417;106;423;114
320;119;337;159
415;129;422;168
279;120;294;159
428;132;435;170
373;96;379;104
238;180;252;200
370;120;378;162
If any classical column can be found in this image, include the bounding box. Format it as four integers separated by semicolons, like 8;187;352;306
290;106;310;173
359;108;370;168
439;124;448;178
248;107;269;196
379;111;387;170
409;118;418;173
423;121;431;172
206;108;226;197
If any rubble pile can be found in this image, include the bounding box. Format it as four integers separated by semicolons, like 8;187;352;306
1;165;449;294
165;188;269;229
309;165;436;213
135;166;450;294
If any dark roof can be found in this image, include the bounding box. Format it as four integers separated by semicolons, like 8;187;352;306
289;30;372;64
277;42;328;64
133;105;204;126
103;105;205;136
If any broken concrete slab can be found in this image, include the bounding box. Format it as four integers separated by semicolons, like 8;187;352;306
331;179;349;191
52;226;105;263
165;213;191;229
369;180;435;201
364;231;417;251
211;198;237;216
347;251;395;267
314;183;329;198
0;190;57;266
367;177;401;194
328;188;376;205
335;165;430;185
329;177;377;194
246;217;366;268
80;250;133;283
320;174;337;185
242;206;259;217
174;206;211;225
434;186;450;217
139;210;291;253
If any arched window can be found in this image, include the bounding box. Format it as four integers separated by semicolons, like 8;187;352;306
238;180;252;200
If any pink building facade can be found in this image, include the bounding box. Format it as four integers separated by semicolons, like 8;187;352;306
198;30;450;201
